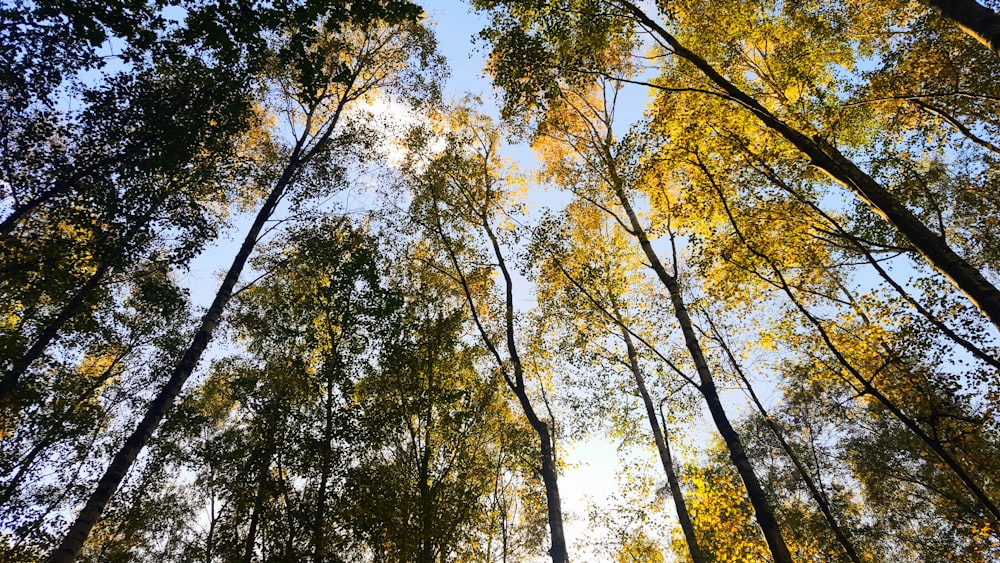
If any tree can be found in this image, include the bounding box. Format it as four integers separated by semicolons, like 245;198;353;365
474;0;1000;332
48;6;434;560
526;79;794;562
0;51;252;410
404;104;571;563
529;203;707;563
345;305;532;562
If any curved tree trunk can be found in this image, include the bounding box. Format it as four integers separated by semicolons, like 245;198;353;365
436;203;569;563
484;218;569;563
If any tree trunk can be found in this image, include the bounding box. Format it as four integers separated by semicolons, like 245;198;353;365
622;328;707;563
418;434;434;563
609;179;794;563
617;0;1000;333
243;458;271;563
0;209;154;404
312;361;337;562
710;320;864;563
484;218;570;563
536;423;568;563
47;152;302;563
442;207;570;563
921;0;1000;55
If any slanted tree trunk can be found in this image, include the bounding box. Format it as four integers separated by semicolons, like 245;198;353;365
708;318;865;563
618;0;1000;333
706;169;1000;524
48;148;304;563
0;154;123;239
1;206;156;403
606;175;794;563
621;328;707;563
921;0;1000;55
48;43;367;555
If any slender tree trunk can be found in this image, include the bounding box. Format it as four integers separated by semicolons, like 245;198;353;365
0;261;112;397
609;179;794;563
920;0;1000;55
205;493;218;563
418;351;437;563
437;205;569;563
794;274;1000;523
705;164;1000;525
483;218;569;563
497;315;568;563
418;432;434;563
0;185;62;237
621;328;707;563
47;151;302;563
0;131;164;240
0;434;53;507
617;0;1000;332
276;450;295;559
0;210;154;403
729;152;1000;371
0;163;111;239
244;458;271;563
312;362;337;562
1;346;130;507
709;320;864;563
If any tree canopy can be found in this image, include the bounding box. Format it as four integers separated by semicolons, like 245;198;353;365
2;0;1000;561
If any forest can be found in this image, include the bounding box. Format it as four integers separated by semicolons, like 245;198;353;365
2;0;1000;561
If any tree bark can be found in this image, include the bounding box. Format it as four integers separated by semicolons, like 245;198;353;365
622;328;707;563
921;0;1000;55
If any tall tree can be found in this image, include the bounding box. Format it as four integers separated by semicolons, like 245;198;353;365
474;0;1000;332
529;204;706;563
48;7;434;560
529;81;794;562
404;105;570;563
